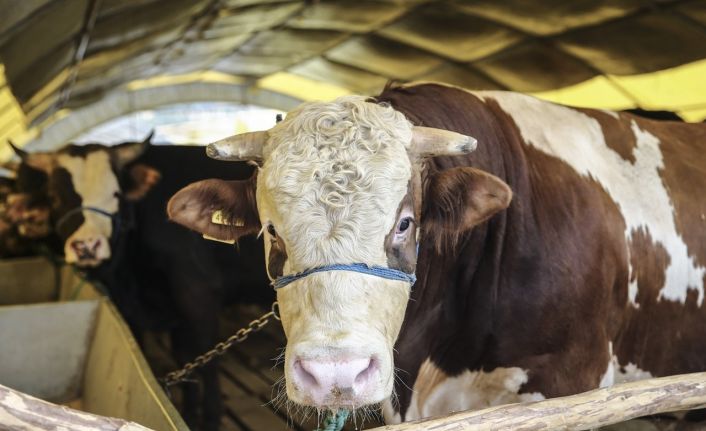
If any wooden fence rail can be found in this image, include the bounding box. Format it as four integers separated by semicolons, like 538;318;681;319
2;372;706;430
0;384;154;431
371;372;706;431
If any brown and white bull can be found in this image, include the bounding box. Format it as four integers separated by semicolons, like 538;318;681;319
168;83;706;423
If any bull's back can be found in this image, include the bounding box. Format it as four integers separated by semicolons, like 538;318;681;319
474;91;706;378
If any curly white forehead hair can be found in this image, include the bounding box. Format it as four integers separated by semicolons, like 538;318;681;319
258;96;414;269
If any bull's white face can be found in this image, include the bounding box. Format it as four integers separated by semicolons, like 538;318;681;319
257;97;416;407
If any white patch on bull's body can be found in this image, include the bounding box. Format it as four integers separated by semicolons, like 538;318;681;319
627;278;639;306
616;362;653;383
385;359;544;423
599;359;615;388
481;91;705;306
601;343;654;387
57;152;119;263
626;248;640;307
599;342;616;388
381;400;401;425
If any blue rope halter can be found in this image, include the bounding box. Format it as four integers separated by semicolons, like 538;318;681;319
272;262;416;290
56;206;115;233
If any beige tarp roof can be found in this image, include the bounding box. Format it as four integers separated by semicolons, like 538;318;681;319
1;0;705;158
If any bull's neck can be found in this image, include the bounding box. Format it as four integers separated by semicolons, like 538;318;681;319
392;94;535;417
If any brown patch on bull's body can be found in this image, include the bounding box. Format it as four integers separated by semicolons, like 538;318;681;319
581;109;637;163
573;110;706;378
495;143;627;398
642;119;706;269
614;227;706;377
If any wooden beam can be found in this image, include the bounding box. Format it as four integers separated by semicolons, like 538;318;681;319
371;372;706;431
0;383;153;431
58;0;103;108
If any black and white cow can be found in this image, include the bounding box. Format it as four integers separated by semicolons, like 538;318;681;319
168;83;706;425
11;138;272;430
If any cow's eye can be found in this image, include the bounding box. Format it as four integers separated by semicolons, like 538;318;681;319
397;217;412;233
267;224;277;237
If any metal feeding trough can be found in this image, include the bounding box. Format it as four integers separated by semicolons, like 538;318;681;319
0;256;188;431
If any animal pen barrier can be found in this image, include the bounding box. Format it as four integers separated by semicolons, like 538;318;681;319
369;372;706;431
0;256;188;431
2;370;705;430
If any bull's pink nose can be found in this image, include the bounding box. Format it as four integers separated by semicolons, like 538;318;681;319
292;357;379;405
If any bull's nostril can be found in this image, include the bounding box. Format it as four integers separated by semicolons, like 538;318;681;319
354;358;378;386
70;240;84;252
294;360;319;388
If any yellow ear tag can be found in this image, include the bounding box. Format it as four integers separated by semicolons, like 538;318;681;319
211;210;245;227
204;210;242;243
202;233;236;244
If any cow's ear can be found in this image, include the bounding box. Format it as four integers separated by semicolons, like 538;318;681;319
1;160;19;176
167;177;261;241
424;167;512;235
112;132;152;169
123;164;161;201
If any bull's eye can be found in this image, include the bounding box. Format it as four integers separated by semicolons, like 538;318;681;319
397;217;412;233
267;224;277;237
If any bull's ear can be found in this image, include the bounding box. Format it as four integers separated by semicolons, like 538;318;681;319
1;160;20;174
0;167;17;179
123;164;161;201
167;177;261;241
112;133;152;169
424;167;512;235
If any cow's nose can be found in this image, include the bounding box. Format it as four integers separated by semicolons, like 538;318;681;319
70;238;103;261
292;356;379;406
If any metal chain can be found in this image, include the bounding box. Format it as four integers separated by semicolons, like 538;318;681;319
161;302;281;388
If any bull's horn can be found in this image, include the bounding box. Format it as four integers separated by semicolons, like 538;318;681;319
143;129;155;144
411;126;477;157
7;140;28;159
206;131;267;161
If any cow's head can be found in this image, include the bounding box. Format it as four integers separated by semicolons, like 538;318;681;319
168;97;511;409
9;135;159;266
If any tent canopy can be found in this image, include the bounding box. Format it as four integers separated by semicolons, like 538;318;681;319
1;0;705;155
